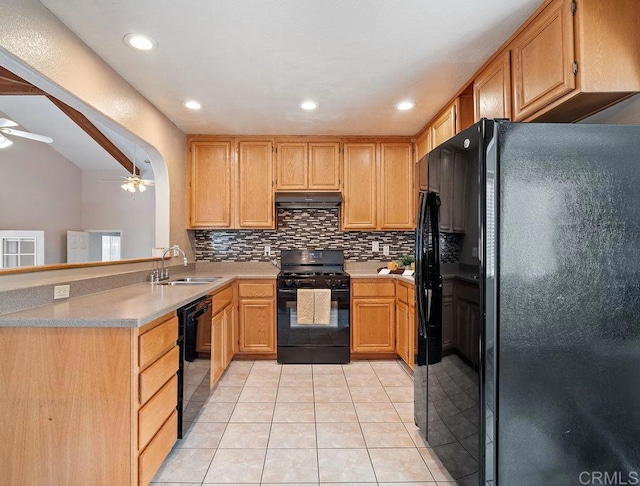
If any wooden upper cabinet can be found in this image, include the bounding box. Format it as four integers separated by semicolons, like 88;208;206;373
511;0;575;121
308;142;341;190
416;130;430;192
238;140;274;228
275;141;340;191
188;141;232;228
474;50;512;121
430;101;457;148
342;143;377;230
275;142;307;190
379;143;414;230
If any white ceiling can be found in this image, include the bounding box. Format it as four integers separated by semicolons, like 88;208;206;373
38;0;544;136
0;95;153;176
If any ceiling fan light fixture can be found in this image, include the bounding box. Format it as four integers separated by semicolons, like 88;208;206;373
184;100;202;110
138;183;147;192
123;33;157;51
396;101;415;111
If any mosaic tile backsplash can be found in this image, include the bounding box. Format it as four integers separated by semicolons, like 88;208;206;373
194;208;461;263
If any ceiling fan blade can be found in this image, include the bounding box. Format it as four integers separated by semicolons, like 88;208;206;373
0;128;53;143
0;133;13;148
0;118;19;128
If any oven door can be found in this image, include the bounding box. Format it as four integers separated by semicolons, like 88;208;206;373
277;288;350;364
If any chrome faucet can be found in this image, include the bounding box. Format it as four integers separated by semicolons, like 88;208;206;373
159;245;188;281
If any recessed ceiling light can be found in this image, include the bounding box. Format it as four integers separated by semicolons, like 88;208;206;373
300;100;318;111
184;100;202;110
123;33;157;51
396;101;415;111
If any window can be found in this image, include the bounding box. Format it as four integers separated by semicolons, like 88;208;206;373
0;231;45;268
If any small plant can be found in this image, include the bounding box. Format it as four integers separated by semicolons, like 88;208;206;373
399;255;415;267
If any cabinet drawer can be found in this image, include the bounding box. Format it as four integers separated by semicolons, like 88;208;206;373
238;282;274;298
396;283;409;304
139;317;178;369
352;281;395;298
212;285;234;314
139;346;179;405
138;410;177;486
138;375;178;450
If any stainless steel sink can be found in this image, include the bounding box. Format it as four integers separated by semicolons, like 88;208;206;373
158;277;221;285
172;277;220;283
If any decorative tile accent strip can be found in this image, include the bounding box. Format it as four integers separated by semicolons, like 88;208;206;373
195;208;462;263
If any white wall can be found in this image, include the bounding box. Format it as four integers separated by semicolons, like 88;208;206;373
0;0;189;264
81;170;155;259
0;139;82;264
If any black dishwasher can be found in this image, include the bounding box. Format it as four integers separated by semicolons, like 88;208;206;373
177;295;212;438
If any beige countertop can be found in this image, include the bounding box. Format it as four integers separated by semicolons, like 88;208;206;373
0;261;477;328
0;270;275;329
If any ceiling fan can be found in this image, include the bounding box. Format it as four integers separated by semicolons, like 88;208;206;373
0;117;53;148
102;144;154;193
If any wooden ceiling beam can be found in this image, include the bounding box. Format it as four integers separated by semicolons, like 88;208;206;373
0;66;138;175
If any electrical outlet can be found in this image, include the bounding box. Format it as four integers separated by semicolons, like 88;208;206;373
472;247;478;258
54;285;70;300
264;245;271;256
372;241;380;252
383;245;390;256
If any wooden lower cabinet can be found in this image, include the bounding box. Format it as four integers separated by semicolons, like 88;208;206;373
209;284;236;385
223;303;236;367
211;311;225;385
395;280;416;369
237;280;276;354
351;279;396;354
454;280;480;367
442;280;454;351
396;300;410;363
0;312;179;486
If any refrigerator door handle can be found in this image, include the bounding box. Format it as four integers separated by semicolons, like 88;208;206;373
416;192;429;338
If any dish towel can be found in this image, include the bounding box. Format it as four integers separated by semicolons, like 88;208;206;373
296;289;315;324
314;289;332;325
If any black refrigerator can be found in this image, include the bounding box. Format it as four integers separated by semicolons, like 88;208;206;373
414;119;640;486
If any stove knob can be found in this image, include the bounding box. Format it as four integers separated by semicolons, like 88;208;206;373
309;279;316;286
328;279;335;287
285;279;293;287
294;280;301;287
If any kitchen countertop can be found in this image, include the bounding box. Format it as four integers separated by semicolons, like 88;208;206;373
0;271;275;329
0;262;478;328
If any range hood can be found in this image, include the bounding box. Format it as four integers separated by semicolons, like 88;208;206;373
275;191;342;209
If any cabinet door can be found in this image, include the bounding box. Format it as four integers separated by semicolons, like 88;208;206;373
442;281;454;351
188;141;232;228
511;0;575;121
427;150;440;193
474;50;512;121
210;311;225;385
439;149;453;232
309;142;341;190
352;298;395;352
276;142;307;190
417;131;430;192
196;315;212;355
452;151;467;233
379;143;414;230
430;101;457;148
408;303;415;370
223;304;235;368
239;298;275;353
238;140;275;228
396;300;410;364
342;143;377;230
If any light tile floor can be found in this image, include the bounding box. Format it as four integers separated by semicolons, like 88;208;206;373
152;358;469;485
